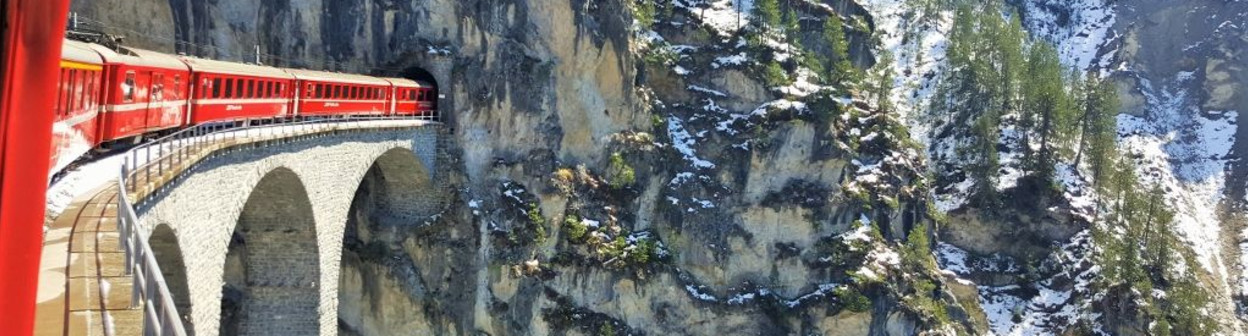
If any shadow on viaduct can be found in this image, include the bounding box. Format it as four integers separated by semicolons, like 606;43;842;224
136;126;450;336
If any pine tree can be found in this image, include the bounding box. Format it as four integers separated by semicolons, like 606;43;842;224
1022;42;1077;183
867;50;895;112
633;0;656;30
999;11;1027;152
934;4;1003;208
752;0;781;31
1077;74;1119;188
822;14;857;86
783;9;802;58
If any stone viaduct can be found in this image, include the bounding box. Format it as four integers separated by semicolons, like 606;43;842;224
133;126;449;336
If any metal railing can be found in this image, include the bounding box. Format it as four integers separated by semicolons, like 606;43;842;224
114;115;435;336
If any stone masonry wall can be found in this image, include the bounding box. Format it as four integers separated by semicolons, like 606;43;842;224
135;126;442;336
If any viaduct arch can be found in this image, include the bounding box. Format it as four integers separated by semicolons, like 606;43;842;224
135;127;444;335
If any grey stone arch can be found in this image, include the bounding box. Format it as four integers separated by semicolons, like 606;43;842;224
148;223;195;335
220;167;322;336
337;147;436;334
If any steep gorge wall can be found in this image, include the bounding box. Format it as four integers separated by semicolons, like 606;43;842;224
72;0;959;334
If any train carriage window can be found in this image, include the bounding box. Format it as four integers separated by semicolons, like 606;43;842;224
76;70;85;111
152;74;164;102
87;72;97;110
313;84;321;99
352;87;359;100
123;71;136;102
245;80;254;98
266;82;274;98
67;70;79;112
277;83;284;97
64;70;73;115
333;85;340;99
81;72;91;112
224;79;234;98
76;71;87;113
56;70;66;116
211;78;222;98
235;79;244;98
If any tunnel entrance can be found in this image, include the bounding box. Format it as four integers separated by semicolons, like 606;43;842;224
221;167;321;336
401;66;439;99
149;224;194;335
338;148;432;335
400;66;438;88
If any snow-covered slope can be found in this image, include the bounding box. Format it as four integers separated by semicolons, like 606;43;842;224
862;0;1245;332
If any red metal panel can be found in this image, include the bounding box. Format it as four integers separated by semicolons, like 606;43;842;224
298;99;388;116
0;0;72;334
187;72;294;123
97;64;190;142
190;100;289;123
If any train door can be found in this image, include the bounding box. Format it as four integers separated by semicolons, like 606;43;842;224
146;72;165;131
132;70;151;134
291;80;303;117
387;86;396;116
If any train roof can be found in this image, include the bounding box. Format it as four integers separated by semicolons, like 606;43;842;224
61;39;106;65
179;56;294;79
381;77;435;89
283;68;392;86
61;41;187;70
114;47;190;71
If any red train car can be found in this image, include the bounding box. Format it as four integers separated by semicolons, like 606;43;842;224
384;77;436;117
51;39;106;173
85;45;191;143
288;69;391;117
182;57;294;123
413;80;437;116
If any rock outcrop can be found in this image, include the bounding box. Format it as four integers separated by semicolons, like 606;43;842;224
71;0;1248;334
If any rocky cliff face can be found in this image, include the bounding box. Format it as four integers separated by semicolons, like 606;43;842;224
68;0;1248;334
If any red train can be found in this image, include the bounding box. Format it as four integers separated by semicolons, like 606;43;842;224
50;38;437;174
